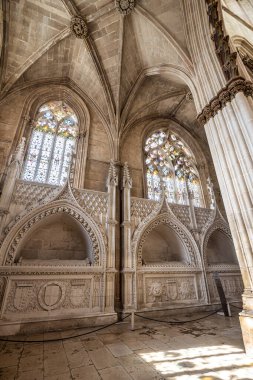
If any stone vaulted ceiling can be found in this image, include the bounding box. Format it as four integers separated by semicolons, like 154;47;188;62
0;0;200;137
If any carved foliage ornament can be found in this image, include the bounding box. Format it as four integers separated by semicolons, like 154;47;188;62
238;49;253;73
70;16;88;39
115;0;135;15
197;77;253;127
206;1;239;81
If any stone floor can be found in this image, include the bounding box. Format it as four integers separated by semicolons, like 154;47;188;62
0;310;253;380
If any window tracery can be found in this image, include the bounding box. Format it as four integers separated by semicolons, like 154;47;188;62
22;101;78;186
144;130;203;207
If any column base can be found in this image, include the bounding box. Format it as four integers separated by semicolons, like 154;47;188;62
240;311;253;356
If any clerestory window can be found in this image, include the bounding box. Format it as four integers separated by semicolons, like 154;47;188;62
22;101;78;186
144;130;204;207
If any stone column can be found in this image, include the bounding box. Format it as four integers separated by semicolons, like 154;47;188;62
182;0;253;355
0;138;26;234
199;78;253;355
105;160;118;312
121;162;135;310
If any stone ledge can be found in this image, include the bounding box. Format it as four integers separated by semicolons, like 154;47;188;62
0;312;118;336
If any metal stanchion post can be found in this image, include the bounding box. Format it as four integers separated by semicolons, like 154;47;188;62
131;311;135;331
227;302;232;317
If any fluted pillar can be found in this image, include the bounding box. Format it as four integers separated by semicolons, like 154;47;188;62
182;0;253;355
121;162;135;310
105;160;118;312
200;80;253;354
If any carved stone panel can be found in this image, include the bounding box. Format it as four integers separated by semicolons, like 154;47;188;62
4;277;93;315
13;284;34;311
144;275;198;305
208;273;243;301
38;282;65;311
69;279;91;309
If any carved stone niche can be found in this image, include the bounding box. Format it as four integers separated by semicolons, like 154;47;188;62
205;229;238;266
115;0;135;15
141;223;189;266
14;213;94;266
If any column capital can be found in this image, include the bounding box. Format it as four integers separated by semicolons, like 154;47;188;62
197;77;253;127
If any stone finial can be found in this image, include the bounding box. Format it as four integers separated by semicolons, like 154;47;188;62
70;16;88;39
122;162;132;189
115;0;135;15
107;160;118;187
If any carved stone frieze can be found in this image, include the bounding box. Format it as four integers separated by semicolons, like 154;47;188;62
145;276;197;304
5;278;93;314
197;77;253;126
115;0;135;15
70;16;88;39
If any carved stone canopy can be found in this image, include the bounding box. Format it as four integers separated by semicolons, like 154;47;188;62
70;16;88;39
115;0;135;15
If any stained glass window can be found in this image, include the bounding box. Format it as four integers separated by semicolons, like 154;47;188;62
144;130;204;207
22;101;78;186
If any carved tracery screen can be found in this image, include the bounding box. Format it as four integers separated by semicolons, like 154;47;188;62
144;130;204;207
22;101;78;186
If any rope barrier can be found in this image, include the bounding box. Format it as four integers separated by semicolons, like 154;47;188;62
0;303;242;344
135;308;223;325
230;303;242;310
0;314;131;344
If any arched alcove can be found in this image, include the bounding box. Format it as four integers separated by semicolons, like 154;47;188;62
206;229;238;265
142;224;188;265
15;214;92;264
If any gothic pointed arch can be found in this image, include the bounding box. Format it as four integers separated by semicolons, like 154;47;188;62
11;85;91;189
132;199;201;268
0;200;106;267
202;220;238;267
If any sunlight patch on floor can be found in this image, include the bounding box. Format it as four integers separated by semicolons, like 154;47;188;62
139;345;253;379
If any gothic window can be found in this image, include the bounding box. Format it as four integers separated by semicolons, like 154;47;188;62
22;101;78;186
144;130;204;207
